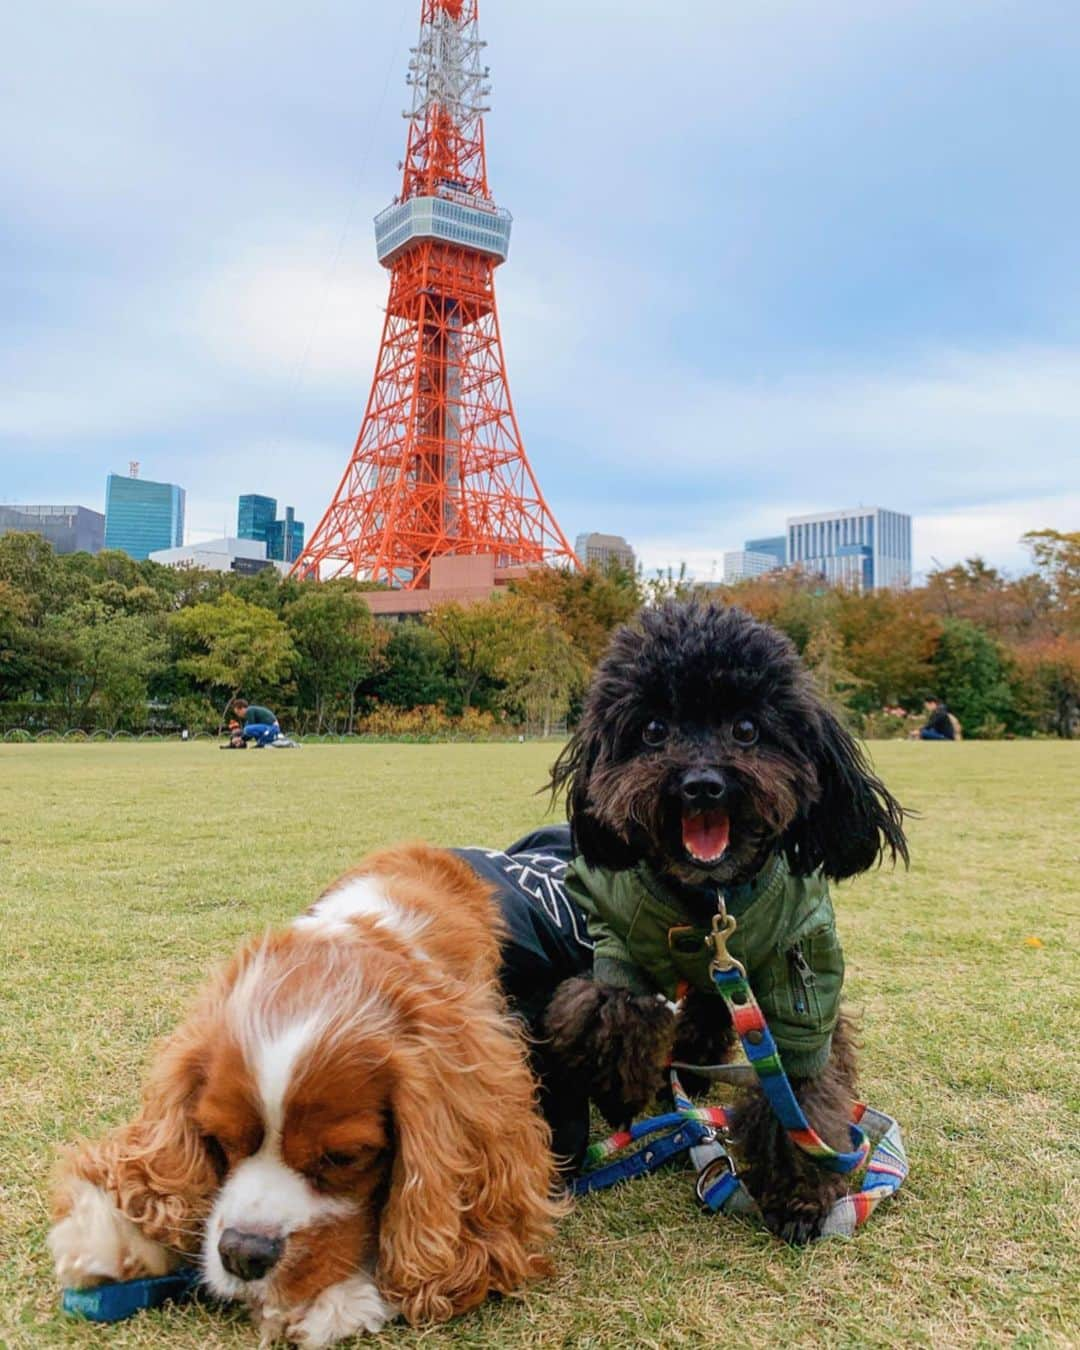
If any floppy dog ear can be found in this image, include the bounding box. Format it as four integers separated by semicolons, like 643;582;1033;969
783;704;908;881
549;715;643;871
378;986;562;1325
53;1004;222;1256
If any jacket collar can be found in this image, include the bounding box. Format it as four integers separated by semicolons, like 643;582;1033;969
636;850;785;923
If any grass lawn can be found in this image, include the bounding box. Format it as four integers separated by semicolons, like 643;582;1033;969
1;741;1078;1348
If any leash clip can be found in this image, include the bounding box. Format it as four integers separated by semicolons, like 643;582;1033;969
707;903;745;977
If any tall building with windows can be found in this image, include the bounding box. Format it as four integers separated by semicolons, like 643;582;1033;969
238;496;305;564
787;507;911;591
104;473;185;561
238;494;278;546
723;549;780;583
574;532;636;573
0;504;104;555
267;506;305;565
744;535;787;568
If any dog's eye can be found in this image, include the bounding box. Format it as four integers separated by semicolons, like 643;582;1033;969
732;718;758;746
319;1151;361;1170
642;720;669;747
202;1135;229;1175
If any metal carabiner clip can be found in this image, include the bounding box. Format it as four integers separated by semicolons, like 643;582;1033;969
707;904;745;977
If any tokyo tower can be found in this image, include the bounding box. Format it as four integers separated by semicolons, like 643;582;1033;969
293;0;578;587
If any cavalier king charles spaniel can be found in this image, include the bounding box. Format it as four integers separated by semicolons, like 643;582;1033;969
48;845;562;1346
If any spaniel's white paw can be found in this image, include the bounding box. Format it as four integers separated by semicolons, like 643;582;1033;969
48;1179;176;1289
285;1274;395;1347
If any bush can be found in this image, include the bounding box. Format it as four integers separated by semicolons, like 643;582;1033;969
355;703;504;741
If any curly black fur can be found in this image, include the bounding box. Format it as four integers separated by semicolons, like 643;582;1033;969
546;601;907;1242
544;977;674;1129
551;601;908;883
731;1015;860;1242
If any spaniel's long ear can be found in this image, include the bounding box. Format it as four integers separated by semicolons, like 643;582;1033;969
53;1002;222;1254
783;702;909;881
549;713;642;871
378;985;563;1325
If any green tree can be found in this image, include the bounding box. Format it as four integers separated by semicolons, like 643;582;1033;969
426;600;511;710
0;581;35;700
494;595;589;735
170;593;296;726
931;618;1016;737
42;602;165;730
285;583;381;732
803;622;863;724
366;623;453;710
509;563;640;665
1022;529;1080;633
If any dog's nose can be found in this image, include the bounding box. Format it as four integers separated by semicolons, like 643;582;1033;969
679;769;727;809
218;1228;284;1282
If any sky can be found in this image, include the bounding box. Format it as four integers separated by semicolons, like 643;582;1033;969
4;0;1080;581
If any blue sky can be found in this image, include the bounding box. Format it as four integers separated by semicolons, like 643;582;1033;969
4;0;1079;579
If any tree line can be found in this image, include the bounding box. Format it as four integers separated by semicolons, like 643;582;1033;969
0;529;1076;738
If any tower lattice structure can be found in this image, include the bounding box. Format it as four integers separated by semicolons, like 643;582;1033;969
293;0;577;586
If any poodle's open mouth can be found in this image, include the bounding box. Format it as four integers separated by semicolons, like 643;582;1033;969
681;809;730;864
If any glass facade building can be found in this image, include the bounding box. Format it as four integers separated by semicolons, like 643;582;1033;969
0;504;104;555
787;507;911;592
266;506;305;564
744;535;787;568
723;549;780;583
238;494;278;545
104;475;185;561
239;495;304;563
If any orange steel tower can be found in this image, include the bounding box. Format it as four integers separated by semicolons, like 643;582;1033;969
293;0;577;586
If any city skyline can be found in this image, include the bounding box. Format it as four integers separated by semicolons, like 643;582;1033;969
4;2;1079;581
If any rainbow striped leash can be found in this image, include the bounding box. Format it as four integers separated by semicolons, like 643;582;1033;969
571;905;908;1238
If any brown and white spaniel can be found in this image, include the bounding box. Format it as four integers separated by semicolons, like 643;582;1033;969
48;845;562;1346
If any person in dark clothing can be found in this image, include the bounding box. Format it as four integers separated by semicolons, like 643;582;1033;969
453;827;595;1167
915;696;956;741
233;698;281;748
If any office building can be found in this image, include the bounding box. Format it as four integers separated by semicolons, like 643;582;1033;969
267;506;305;564
0;504;104;555
149;536;278;575
787;507;911;591
744;535;787;568
238;494;278;545
723;549;781;584
574;532;636;573
105;473;185;561
238;496;305;564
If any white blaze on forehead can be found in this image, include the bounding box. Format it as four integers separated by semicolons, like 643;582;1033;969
294;873;431;951
253;1014;324;1135
202;1014;359;1301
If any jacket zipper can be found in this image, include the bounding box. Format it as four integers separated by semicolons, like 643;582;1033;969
787;943;816;1015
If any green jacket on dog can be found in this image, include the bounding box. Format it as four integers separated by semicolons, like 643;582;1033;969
563;852;843;1078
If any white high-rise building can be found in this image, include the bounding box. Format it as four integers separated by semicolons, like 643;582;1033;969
723;550;780;583
786;507;911;591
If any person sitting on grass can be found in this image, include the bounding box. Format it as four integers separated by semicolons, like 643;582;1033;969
910;695;959;741
232;698;281;748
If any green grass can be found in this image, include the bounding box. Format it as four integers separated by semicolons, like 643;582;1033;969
1;741;1078;1348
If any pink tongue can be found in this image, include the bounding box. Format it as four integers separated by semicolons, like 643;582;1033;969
682;810;730;862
